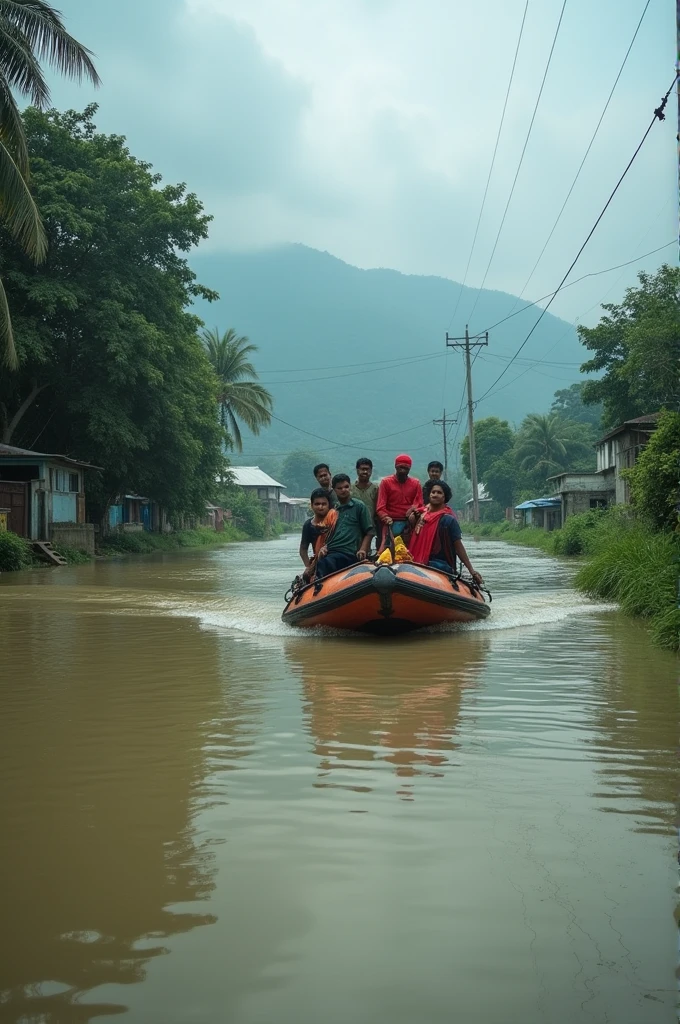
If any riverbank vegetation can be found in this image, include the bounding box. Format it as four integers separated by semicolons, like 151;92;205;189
462;411;680;651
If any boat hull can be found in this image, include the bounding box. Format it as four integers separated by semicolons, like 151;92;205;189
282;562;490;634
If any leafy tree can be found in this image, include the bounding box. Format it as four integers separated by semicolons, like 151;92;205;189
0;105;225;522
280;448;321;497
202;327;273;451
551;383;602;432
514;414;592;478
460;417;514;481
216;485;267;538
0;0;100;366
579;266;679;430
625;411;680;531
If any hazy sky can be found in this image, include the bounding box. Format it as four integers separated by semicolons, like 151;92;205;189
49;0;676;327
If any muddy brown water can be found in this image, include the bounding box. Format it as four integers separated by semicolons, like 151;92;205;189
0;535;677;1023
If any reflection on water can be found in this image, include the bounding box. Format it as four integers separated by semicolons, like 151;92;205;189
0;537;677;1024
289;634;489;798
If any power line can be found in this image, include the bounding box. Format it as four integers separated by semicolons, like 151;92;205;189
465;0;568;326
479;240;675;334
260;353;443;385
475;73;679;405
258;350;446;375
446;0;529;333
503;0;651;314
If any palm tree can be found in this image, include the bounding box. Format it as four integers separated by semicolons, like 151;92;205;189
515;413;591;479
202;327;274;451
0;0;100;366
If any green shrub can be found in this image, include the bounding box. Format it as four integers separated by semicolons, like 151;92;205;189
219;488;267;538
0;531;34;571
625;410;680;530
53;546;92;565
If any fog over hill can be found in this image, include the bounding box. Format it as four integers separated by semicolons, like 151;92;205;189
191;244;587;470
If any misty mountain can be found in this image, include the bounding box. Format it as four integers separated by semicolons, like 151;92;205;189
190;244;586;472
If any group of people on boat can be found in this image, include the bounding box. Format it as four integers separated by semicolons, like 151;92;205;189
298;454;483;584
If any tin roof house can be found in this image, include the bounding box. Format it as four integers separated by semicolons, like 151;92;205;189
0;443;98;556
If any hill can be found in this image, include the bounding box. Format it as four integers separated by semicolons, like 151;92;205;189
190;244;584;476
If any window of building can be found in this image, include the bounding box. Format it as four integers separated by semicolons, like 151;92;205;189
589;498;607;510
257;488;268;499
69;472;79;492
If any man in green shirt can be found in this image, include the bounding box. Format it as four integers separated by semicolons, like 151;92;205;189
350;456;380;551
316;473;372;577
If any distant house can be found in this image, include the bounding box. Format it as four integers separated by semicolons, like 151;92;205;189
548;412;660;526
515;496;562;531
279;494;310;525
0;442;98;552
462;483;494;522
230;466;286;520
107;494;164;533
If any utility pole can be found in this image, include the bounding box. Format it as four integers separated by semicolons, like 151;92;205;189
445;326;488;522
432;409;456;476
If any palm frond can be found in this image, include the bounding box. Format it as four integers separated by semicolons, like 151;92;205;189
0;0;100;87
0;272;16;368
224;405;243;452
0;16;50;109
0;73;29;173
0;136;46;260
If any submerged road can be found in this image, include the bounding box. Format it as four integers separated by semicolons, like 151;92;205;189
0;534;677;1023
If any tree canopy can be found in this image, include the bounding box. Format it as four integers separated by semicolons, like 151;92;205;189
0;1;100;366
460;417;514;481
579;265;679;430
0;105;225;521
279;449;321;497
551;383;602;432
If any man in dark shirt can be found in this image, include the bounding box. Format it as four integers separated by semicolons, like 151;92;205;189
315;473;372;578
422;460;444;504
313;462;337;508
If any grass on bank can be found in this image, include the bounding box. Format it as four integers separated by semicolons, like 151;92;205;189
0;524;252;571
98;523;248;555
462;508;680;652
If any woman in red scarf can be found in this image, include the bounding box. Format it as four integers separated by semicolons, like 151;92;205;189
407;482;483;582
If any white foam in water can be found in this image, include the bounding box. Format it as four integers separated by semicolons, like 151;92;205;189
106;538;617;641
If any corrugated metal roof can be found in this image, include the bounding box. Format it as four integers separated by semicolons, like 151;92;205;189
595;412;661;446
0;442;100;470
515;497;561;510
230;466;286;489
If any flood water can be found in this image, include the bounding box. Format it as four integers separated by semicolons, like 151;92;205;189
0;535;677;1023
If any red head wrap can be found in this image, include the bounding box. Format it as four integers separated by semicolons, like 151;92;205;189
394;454;412;467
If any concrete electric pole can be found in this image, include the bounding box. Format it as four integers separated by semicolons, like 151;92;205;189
432;410;456;477
445;326;489;522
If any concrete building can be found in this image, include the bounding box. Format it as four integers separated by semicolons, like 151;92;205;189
548;412;660;526
0;442;97;552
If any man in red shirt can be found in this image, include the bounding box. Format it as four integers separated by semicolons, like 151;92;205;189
376;454;423;540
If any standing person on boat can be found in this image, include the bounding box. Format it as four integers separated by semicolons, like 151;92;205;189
422;460;444;505
376;454;423;541
313;463;337;508
350;457;380;543
314;474;373;578
407;481;483;583
299;489;337;576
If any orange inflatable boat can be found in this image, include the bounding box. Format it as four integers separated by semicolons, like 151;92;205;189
282;562;490;634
